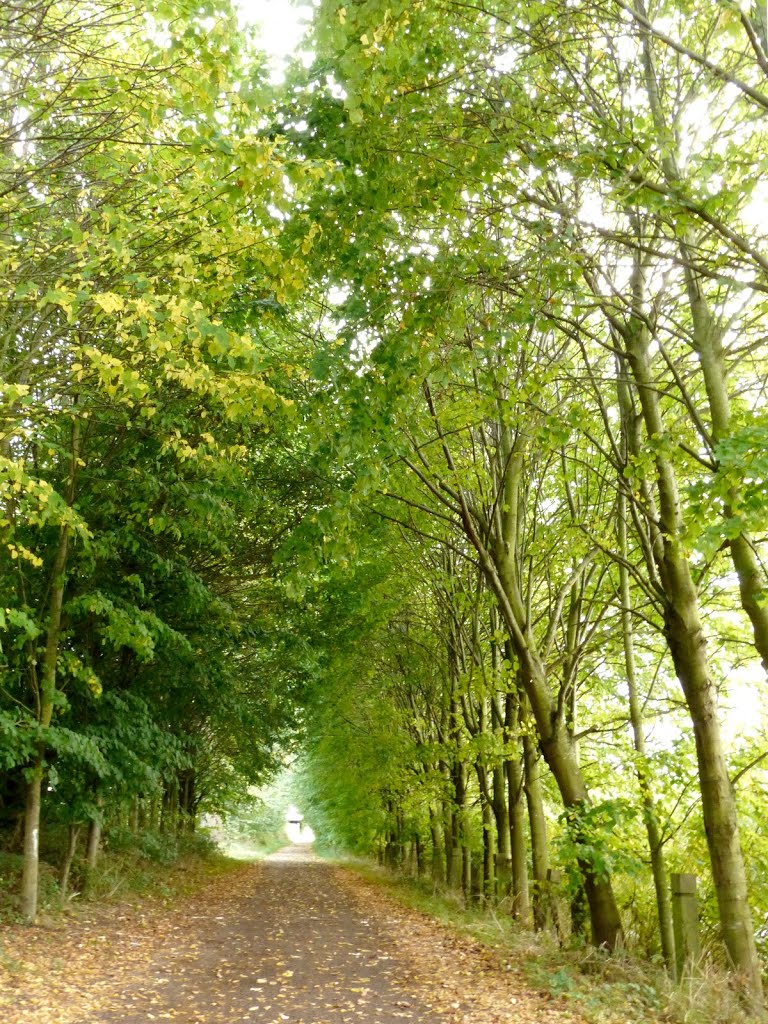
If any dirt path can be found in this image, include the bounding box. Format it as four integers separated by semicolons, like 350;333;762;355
0;847;582;1024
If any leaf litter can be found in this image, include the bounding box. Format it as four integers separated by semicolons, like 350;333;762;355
0;847;583;1024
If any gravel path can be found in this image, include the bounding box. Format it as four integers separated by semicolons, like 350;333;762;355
91;846;445;1024
0;847;583;1024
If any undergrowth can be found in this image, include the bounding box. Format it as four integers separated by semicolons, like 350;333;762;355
219;834;287;861
348;863;754;1024
0;828;237;925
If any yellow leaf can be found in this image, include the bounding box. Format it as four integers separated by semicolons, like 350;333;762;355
93;292;125;313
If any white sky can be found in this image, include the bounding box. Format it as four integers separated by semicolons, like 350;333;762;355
235;0;315;81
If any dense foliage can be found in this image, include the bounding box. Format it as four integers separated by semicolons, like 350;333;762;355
3;0;768;1016
0;0;319;919
287;0;768;1013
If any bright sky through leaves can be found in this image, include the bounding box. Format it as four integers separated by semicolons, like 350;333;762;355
235;0;314;81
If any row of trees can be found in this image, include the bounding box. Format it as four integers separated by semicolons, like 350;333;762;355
4;1;768;1017
0;1;322;921
291;0;768;1015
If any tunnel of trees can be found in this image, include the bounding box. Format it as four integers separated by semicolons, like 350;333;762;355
3;0;768;1014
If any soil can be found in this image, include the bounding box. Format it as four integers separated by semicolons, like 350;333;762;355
0;846;583;1024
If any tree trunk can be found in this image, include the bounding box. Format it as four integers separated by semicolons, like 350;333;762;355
491;762;512;899
162;777;179;833
86;810;103;873
666;604;760;989
21;528;72;923
448;787;464;890
149;795;161;832
20;412;79;924
476;518;623;946
621;292;763;1006
429;804;445;883
536;703;623;948
670;65;768;674
615;402;676;968
462;843;472;899
505;690;530;924
129;796;139;833
628;17;763;998
523;730;550;931
20;762;44;922
422;385;623;948
689;294;768;669
459;517;623;945
59;824;81;903
481;798;494;903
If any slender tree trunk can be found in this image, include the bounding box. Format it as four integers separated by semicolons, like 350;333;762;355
20;400;80;924
86;804;103;873
481;798;494;903
444;671;465;889
488;650;512;901
523;729;549;930
83;806;103;897
129;796;139;833
478;531;624;947
616;392;675;967
475;555;622;943
685;275;768;671
422;385;623;948
429;804;445;883
177;771;197;833
621;293;763;1006
20;764;44;922
149;795;161;832
636;0;768;673
621;556;675;968
163;777;179;834
491;762;512;898
505;690;530;924
21;523;72;923
534;700;622;948
447;811;462;889
449;765;466;890
59;824;81;903
462;843;472;899
442;767;456;888
508;761;530;923
474;762;496;904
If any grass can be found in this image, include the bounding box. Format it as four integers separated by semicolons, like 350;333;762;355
218;834;287;861
0;828;244;926
0;851;61;923
344;862;755;1024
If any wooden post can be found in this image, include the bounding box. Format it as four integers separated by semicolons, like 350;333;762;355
671;873;700;979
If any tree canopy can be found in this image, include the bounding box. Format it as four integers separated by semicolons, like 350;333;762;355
3;0;768;1015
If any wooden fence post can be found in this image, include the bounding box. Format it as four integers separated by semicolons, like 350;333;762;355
671;872;700;979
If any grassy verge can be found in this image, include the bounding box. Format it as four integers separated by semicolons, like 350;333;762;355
217;834;288;861
345;862;752;1024
0;829;245;926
